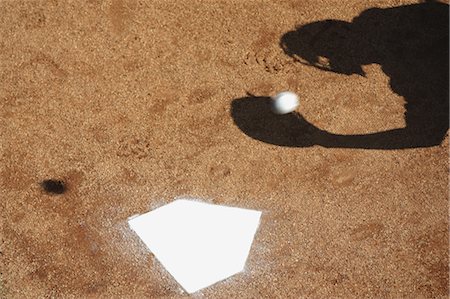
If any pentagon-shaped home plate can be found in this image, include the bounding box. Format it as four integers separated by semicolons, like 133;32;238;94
128;199;262;294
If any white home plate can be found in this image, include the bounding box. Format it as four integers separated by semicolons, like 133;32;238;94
128;199;262;294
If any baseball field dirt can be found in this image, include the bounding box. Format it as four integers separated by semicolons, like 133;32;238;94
1;0;448;298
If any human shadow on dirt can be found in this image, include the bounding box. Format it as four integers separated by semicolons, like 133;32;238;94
232;1;448;149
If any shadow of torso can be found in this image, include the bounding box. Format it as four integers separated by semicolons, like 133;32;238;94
355;4;448;136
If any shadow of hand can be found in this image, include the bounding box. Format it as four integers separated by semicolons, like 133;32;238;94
231;96;324;147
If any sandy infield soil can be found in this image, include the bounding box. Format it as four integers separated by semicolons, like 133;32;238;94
1;0;448;298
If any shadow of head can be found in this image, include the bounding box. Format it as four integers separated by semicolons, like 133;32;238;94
280;20;367;76
281;2;449;80
231;96;316;147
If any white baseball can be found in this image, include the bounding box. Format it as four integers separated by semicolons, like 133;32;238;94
271;91;299;114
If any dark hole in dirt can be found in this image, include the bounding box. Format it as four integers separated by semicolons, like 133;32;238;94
41;179;66;194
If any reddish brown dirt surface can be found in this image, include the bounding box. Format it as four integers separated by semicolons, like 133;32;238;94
1;0;448;298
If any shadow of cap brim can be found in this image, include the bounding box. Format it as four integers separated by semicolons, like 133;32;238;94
230;96;313;147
